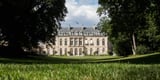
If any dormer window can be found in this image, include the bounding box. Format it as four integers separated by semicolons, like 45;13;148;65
97;32;100;35
63;33;65;36
69;32;71;35
75;32;78;35
90;33;93;36
79;32;82;35
71;32;74;35
66;32;69;35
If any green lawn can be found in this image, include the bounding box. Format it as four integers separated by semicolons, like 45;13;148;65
0;53;160;80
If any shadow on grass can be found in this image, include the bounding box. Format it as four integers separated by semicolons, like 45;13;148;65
0;52;160;64
0;55;120;64
99;53;160;64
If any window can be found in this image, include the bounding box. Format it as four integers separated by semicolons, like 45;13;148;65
66;32;69;35
79;38;82;45
59;32;62;36
70;38;73;45
71;32;73;35
102;39;105;45
90;33;93;36
60;48;62;55
97;39;99;45
87;33;89;35
75;38;78;46
97;48;99;54
97;32;100;35
85;39;88;45
90;39;93;45
58;32;60;35
79;48;82;55
75;32;78;35
79;32;82;35
65;39;67;45
70;48;73;55
97;48;100;54
103;48;105;53
63;33;65;36
75;48;78;55
65;48;67;54
69;32;71;35
90;48;92;55
60;39;62;45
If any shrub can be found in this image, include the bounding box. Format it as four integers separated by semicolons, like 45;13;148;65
94;51;98;55
82;51;87;56
113;40;132;56
136;45;149;54
67;51;72;56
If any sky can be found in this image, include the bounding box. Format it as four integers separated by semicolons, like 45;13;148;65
61;0;100;27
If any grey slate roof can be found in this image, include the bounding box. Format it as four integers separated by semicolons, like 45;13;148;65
58;27;107;36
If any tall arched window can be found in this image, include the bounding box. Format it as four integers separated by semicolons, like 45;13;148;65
102;39;105;45
90;48;92;55
65;48;67;54
79;48;82;55
60;48;62;55
97;48;99;54
75;48;77;55
70;38;73;45
65;39;67;45
60;39;62;45
103;48;105;53
70;48;73;55
97;39;99;45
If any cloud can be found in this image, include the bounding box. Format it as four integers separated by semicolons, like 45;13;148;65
61;0;100;27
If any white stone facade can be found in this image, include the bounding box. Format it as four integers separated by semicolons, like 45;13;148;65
52;27;109;56
36;27;109;56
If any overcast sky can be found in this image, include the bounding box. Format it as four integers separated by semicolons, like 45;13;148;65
61;0;100;27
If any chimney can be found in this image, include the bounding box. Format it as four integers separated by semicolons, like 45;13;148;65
83;27;86;30
70;27;73;30
95;27;98;30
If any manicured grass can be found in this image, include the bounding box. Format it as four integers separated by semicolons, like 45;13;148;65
0;53;160;80
0;63;160;80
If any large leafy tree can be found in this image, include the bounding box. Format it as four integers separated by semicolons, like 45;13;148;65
97;0;159;55
0;0;67;53
137;1;160;52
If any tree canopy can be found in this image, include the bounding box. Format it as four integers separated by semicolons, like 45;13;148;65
97;0;160;56
0;0;67;53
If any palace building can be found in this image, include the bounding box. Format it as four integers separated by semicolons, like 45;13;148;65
52;27;109;56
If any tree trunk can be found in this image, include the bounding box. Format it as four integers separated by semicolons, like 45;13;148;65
132;33;136;55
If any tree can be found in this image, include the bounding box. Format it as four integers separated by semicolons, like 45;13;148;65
153;0;160;27
137;4;160;52
97;0;151;55
0;0;67;54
